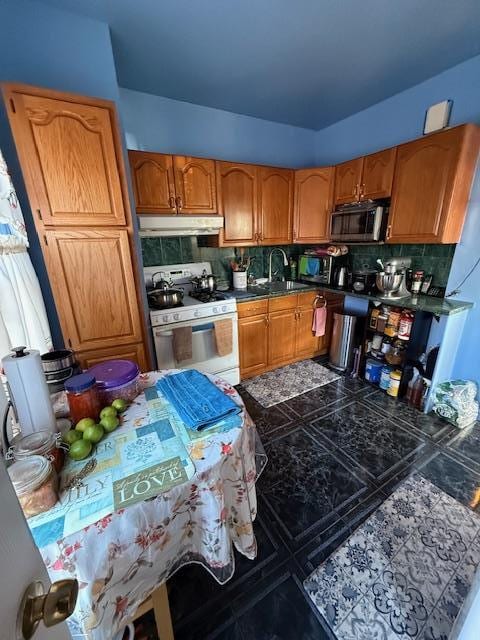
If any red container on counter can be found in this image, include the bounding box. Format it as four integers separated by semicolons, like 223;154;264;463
65;372;101;424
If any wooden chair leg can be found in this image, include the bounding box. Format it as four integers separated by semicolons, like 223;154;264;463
151;583;174;640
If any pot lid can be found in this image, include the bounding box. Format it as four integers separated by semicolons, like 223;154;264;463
88;359;140;389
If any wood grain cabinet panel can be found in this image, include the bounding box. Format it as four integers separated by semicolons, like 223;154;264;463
216;162;258;246
173;156;217;214
128;151;176;214
388;125;480;243
361;148;396;200
267;309;297;366
293;167;333;243
77;342;149;372
8;91;127;226
258;167;293;245
294;306;319;358
333;157;364;205
238;314;268;379
43;228;143;352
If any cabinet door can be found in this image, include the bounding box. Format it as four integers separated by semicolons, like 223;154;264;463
361;148;396;200
7;90;127;226
258;167;293;245
173;156;217;214
217;162;258;246
128;151;176;214
239;314;268;379
318;301;343;355
388;128;468;243
295;306;319;358
268;309;297;366
333;157;363;205
293;168;333;243
77;342;149;372
43;229;143;352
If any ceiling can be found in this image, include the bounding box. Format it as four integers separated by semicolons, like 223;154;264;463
37;0;480;130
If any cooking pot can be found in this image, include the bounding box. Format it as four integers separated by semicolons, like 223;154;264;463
191;269;217;294
41;349;76;373
147;287;184;309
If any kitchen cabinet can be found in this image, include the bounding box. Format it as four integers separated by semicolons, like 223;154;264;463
43;228;144;352
333;158;363;205
3;83;151;368
388;124;480;244
5;90;127;226
293;167;334;243
77;342;149;371
216;162;258;246
361;148;396;200
237;291;342;379
128;150;217;215
333;148;396;205
258;167;293;244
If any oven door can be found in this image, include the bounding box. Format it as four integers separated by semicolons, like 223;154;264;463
331;206;384;241
153;313;240;384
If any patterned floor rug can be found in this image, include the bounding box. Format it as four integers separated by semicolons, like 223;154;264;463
304;475;480;639
241;360;340;408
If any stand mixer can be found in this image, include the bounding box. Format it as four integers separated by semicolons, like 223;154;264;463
376;257;412;299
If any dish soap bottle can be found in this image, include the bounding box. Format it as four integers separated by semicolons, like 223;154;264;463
289;257;297;281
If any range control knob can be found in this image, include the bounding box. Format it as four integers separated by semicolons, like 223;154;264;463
194;311;200;318
213;307;218;313
162;315;169;322
221;305;227;312
173;313;179;321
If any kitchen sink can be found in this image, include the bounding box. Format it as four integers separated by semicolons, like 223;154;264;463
253;280;310;292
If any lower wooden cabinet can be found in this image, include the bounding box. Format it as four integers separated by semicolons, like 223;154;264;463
77;342;149;372
238;291;342;380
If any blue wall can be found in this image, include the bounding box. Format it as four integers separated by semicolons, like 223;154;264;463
313;54;480;384
119;87;316;168
0;0;122;349
314;54;480;165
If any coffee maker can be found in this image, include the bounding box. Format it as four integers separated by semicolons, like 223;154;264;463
376;257;412;299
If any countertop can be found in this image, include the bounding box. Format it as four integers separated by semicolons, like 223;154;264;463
225;283;473;316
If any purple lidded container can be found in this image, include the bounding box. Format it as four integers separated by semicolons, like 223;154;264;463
87;360;140;404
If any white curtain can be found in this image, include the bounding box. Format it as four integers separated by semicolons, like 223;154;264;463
0;148;52;361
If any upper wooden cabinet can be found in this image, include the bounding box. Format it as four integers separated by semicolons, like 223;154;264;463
216;162;258;246
43;228;143;352
128;151;176;214
388;125;480;244
333;157;363;205
258;167;293;245
5;90;127;226
361;148;396;200
293;167;334;243
333;148;396;205
173;156;217;214
128;150;217;215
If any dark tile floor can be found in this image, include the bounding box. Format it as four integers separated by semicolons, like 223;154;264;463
146;363;480;640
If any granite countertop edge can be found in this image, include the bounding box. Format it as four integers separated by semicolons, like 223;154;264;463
228;283;473;316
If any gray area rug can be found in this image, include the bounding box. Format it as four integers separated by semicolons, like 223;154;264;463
304;475;480;639
241;360;340;408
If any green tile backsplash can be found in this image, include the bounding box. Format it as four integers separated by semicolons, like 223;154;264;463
140;237;455;288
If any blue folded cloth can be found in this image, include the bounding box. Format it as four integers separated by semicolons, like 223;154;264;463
156;370;241;431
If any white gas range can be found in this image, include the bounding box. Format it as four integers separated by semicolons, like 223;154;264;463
144;263;240;386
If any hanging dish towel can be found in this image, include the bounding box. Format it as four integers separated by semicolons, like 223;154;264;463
312;306;327;337
157;369;240;430
172;327;193;362
214;318;233;356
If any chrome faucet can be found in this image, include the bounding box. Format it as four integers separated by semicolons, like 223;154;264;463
268;248;289;282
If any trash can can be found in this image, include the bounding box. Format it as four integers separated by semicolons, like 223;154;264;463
329;312;357;371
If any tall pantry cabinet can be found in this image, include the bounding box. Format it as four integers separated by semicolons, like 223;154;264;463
2;84;150;370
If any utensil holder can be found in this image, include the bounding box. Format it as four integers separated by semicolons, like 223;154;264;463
233;271;247;289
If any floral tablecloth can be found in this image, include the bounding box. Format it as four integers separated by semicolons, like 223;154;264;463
37;370;266;639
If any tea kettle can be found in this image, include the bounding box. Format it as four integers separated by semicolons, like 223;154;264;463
334;266;348;289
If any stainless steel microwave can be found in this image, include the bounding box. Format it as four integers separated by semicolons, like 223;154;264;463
330;201;388;242
298;254;333;285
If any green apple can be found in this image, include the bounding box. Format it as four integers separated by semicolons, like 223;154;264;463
111;398;128;413
100;415;119;433
75;417;96;433
69;439;92;460
63;430;83;446
100;406;117;420
83;423;104;444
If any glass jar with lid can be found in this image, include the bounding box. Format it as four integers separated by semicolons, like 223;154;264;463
10;430;65;473
8;455;59;518
65;372;101;425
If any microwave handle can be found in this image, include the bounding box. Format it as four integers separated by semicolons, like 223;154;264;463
372;207;384;240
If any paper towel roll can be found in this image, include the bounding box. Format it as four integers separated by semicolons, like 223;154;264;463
2;347;56;437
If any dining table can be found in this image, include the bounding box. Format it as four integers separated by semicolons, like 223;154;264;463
26;369;266;640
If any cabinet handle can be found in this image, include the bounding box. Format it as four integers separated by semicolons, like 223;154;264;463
386;224;392;240
359;183;365;199
36;208;43;221
169;195;176;209
264;317;269;327
293;229;297;241
176;195;183;210
353;184;358;197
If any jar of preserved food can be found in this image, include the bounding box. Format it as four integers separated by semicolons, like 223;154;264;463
384;309;401;337
377;313;388;333
65;372;101;424
8;455;59;518
88;360;140;404
398;310;414;340
385;339;406;366
369;308;380;330
387;370;402;397
10;430;65;473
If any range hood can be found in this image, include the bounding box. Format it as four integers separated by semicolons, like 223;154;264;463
138;215;224;237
